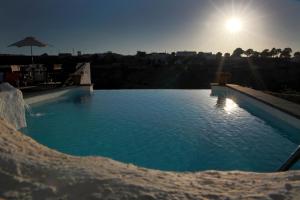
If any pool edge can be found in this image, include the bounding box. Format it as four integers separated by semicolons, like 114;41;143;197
211;83;300;130
1;118;300;199
24;85;93;105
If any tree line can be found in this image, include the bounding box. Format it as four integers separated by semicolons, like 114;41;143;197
225;48;300;58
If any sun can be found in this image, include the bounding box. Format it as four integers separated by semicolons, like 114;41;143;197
225;17;243;33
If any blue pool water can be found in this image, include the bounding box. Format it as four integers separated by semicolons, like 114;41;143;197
23;90;300;172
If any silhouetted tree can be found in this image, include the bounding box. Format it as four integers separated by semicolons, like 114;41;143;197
270;48;279;57
232;48;244;57
294;52;300;57
261;49;271;58
216;52;222;59
280;48;292;58
252;51;260;58
276;49;282;57
224;53;230;59
244;49;254;57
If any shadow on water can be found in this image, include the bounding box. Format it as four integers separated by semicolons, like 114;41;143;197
215;95;226;109
71;93;92;105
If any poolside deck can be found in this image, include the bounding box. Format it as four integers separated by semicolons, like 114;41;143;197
226;84;300;120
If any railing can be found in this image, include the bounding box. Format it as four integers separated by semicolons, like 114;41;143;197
278;145;300;172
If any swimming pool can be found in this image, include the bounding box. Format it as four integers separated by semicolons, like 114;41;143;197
23;89;300;172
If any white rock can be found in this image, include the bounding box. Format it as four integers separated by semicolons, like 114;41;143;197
0;83;26;130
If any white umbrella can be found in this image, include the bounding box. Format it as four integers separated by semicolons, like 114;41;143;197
8;36;47;64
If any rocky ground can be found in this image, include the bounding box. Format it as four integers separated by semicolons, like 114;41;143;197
1;118;300;200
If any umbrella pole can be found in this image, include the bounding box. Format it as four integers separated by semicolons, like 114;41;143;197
30;45;34;64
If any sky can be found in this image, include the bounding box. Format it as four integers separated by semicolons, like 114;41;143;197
0;0;300;55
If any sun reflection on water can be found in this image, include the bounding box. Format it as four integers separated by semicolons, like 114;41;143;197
224;98;238;114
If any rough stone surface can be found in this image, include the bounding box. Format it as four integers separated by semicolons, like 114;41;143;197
1;119;300;200
0;83;26;130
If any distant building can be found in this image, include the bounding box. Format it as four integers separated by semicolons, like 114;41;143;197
147;53;170;65
202;52;217;60
147;52;169;59
176;51;197;57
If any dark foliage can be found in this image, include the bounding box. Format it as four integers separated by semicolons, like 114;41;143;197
0;53;299;92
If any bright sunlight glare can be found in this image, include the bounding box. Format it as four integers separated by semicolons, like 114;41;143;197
225;18;243;33
224;98;238;114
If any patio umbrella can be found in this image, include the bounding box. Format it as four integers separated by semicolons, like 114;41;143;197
8;36;47;64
